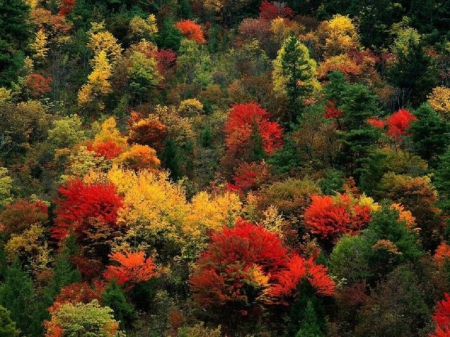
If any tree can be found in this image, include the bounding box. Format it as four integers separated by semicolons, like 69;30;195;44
78;50;113;110
325;76;383;181
189;220;334;332
0;167;12;207
102;281;135;329
103;250;158;287
0;259;41;336
44;300;121;337
303;193;373;245
0;305;20;337
318;14;360;57
376;173;441;251
409;103;450;167
272;33;319;125
388;29;437;108
430;293;450;336
222;102;283;173
428;86;450;119
0;0;32;86
386;108;418;149
48;283;102;314
175;20;206;45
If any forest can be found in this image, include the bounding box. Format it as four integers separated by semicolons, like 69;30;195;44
0;0;450;336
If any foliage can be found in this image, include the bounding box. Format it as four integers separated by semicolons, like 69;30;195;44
175;20;206;45
44;300;122;337
0;305;20;337
0;168;13;207
222;102;283;172
304;193;373;244
189;219;334;330
272;33;319;124
104;250;158;287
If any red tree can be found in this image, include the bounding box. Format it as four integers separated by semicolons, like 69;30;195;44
386;109;417;140
259;1;293;20
49;282;102;314
223;103;283;171
303;194;372;243
24;74;52;97
189;219;335;317
0;199;48;236
430;293;450;337
87;140;126;159
58;0;76;16
175;20;206;44
103;250;158;287
227;161;270;194
51;179;123;242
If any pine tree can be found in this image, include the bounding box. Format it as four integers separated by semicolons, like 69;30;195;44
0;259;41;336
0;305;19;337
102;281;135;329
0;0;32;86
273;33;319;126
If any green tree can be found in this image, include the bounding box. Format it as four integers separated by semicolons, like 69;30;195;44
102;282;135;329
0;305;19;337
332;81;383;182
295;300;324;337
0;259;41;336
273;33;319;126
0;0;32;87
0;167;12;207
409;103;450;167
388;31;437;108
45;300;122;336
286;279;328;337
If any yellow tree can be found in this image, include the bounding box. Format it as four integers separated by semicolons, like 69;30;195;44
428;86;450;119
87;22;122;66
318;14;360;57
77;50;113;110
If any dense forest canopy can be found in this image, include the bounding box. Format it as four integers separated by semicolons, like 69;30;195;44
0;0;450;336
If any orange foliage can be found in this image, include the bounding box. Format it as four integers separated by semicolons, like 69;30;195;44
367;118;385;129
304;194;372;243
117;144;160;171
323;100;344;120
269;255;335;299
127;112;168;151
103;250;158;287
49;282;102;314
435;242;450;268
175;20;206;44
87;139;126;159
24;74;52;97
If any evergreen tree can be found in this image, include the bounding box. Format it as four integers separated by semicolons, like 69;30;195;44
44;234;82;304
161;138;182;180
0;305;19;337
388;40;437;108
102;281;135;329
337;84;383;182
0;259;41;336
0;0;32;87
410;103;450;167
273;33;319;127
286;279;327;337
295;301;324;337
